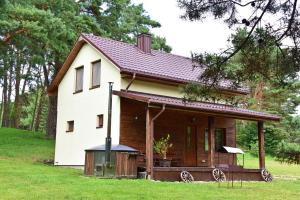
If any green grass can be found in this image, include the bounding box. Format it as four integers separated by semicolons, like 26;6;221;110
238;154;300;178
0;128;299;200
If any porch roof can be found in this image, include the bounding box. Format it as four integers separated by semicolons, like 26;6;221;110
113;90;280;122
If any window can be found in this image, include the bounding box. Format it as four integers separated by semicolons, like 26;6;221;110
215;128;226;152
187;126;191;147
91;60;101;88
96;114;103;128
204;128;208;152
204;128;226;152
66;121;74;132
75;66;84;93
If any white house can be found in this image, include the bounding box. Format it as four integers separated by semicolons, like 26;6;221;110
47;33;279;181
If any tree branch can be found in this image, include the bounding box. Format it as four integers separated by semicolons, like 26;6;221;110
207;0;273;68
2;29;27;44
231;0;264;7
276;0;298;42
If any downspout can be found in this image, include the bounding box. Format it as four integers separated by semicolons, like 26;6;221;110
105;82;113;166
148;104;165;179
151;104;166;122
125;73;136;92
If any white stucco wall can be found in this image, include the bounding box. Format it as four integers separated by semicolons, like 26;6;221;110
55;43;121;166
121;79;184;98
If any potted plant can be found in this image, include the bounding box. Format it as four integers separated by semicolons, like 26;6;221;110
154;134;173;167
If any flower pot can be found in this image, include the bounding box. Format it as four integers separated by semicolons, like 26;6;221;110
159;159;171;167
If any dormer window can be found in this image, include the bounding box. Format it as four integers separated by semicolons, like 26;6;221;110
91;60;101;89
75;66;84;93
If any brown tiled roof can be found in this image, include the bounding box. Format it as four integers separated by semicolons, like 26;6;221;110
81;33;249;94
113;90;280;121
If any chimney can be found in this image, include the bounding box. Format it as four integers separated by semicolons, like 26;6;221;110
137;33;152;53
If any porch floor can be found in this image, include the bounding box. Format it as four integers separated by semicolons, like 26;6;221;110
153;167;263;182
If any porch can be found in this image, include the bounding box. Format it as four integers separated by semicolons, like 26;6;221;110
114;90;280;181
153;167;262;181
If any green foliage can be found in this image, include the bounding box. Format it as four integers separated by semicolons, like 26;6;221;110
237;116;300;158
0;0;171;135
276;141;300;164
78;0;171;52
153;134;173;159
19;89;48;132
179;0;300;90
151;35;172;53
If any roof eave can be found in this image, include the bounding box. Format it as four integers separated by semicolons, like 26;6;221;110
113;90;280;122
121;70;250;95
47;36;86;95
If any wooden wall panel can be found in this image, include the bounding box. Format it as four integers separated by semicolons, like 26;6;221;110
119;98;147;153
119;98;237;167
116;152;138;178
84;151;94;176
153;168;263;181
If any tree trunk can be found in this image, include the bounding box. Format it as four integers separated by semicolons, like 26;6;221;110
2;62;9;127
30;88;40;131
35;89;45;132
2;64;9;127
0;90;4;126
11;58;21;128
6;61;13;127
46;95;57;138
21;65;32;95
44;60;60;138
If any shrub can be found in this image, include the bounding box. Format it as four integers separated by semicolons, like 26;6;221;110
275;141;300;164
153;134;173;160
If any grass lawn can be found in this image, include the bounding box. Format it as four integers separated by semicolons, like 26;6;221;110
0;128;299;200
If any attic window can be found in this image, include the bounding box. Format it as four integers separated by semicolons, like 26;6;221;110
75;66;84;93
66;121;74;132
96;114;103;129
91;60;101;89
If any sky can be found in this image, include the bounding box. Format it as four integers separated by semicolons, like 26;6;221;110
131;0;233;57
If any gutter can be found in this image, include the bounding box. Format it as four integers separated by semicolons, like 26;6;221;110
120;70;250;95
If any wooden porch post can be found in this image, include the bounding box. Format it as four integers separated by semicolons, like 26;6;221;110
208;116;215;168
145;107;153;179
258;121;265;169
145;105;165;180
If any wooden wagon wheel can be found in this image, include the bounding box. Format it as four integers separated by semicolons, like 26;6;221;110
261;169;273;182
180;171;194;183
212;168;226;182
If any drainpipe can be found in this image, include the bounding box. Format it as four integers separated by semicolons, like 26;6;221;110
125;73;136;92
152;104;166;122
105;82;113;166
147;104;165;179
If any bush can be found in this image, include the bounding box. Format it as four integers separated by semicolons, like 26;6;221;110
275;141;300;164
237;121;285;155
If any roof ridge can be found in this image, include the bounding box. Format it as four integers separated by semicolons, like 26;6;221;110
81;33;136;48
82;33;192;60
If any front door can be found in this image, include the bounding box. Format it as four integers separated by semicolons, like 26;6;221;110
184;125;197;166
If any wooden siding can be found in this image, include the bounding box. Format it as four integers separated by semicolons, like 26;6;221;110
84;151;94;176
119;98;237;167
116;152;138;178
153;167;263;181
